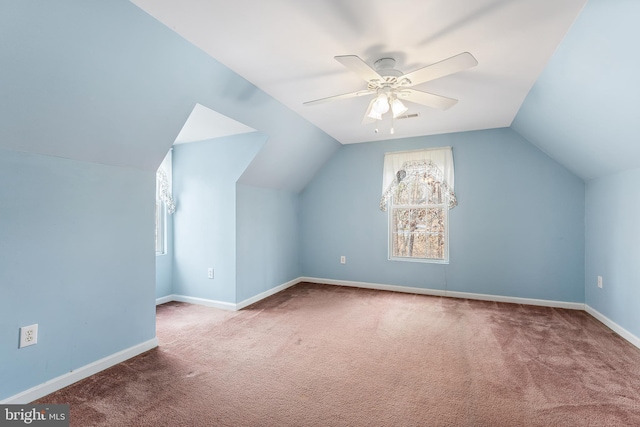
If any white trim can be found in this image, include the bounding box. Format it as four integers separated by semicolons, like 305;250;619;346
162;278;584;311
156;278;302;311
585;305;640;350
445;290;584;310
170;295;237;311
0;338;158;404
236;277;300;310
155;295;173;305
300;277;584;310
384;146;453;156
301;277;447;297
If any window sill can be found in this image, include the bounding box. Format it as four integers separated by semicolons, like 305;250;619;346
389;256;449;265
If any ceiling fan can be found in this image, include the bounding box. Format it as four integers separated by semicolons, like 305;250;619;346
304;52;478;133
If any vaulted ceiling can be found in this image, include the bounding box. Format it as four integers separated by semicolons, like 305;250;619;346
131;0;586;145
2;1;638;189
131;0;640;182
512;0;640;181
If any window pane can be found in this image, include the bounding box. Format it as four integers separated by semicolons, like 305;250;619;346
392;232;408;257
426;208;444;233
393;208;411;232
392;232;428;258
392;207;446;259
426;234;445;259
411;233;427;257
412;208;426;232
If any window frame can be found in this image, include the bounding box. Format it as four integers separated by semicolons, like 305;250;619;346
155;150;172;257
155;198;167;256
387;184;450;265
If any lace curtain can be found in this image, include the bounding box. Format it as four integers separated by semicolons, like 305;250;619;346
380;147;456;211
157;150;176;214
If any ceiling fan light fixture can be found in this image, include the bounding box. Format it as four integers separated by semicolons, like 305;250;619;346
372;93;390;115
367;109;382;120
391;98;408;118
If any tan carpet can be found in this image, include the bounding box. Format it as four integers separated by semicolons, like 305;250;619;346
38;282;640;426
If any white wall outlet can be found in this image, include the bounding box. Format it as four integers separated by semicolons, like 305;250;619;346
340;256;346;264
597;276;603;288
208;268;214;279
19;324;38;348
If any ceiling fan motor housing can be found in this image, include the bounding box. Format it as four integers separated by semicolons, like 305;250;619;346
368;57;411;91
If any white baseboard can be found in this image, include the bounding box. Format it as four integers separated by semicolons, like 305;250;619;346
160;277;583;312
1;338;158;404
156;278;302;311
300;277;584;310
236;277;300;310
301;277;447;298
585;305;640;351
170;295;237;311
155;295;173;305
445;290;584;310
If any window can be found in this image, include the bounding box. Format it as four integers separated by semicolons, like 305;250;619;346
380;148;456;264
155;197;166;255
156;150;175;255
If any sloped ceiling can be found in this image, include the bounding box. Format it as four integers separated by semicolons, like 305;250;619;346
174;104;256;145
131;0;587;144
0;0;339;192
4;1;636;190
512;0;640;181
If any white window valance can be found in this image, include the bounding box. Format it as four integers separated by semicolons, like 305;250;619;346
380;147;456;211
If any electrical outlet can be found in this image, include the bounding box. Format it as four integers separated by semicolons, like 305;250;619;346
340;256;346;264
597;276;603;288
19;324;38;348
208;268;214;279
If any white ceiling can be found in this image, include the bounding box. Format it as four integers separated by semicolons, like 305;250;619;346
174;103;256;145
132;0;587;145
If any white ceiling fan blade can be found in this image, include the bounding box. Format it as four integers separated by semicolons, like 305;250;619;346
335;55;382;82
402;89;458;110
402;52;478;86
303;90;374;106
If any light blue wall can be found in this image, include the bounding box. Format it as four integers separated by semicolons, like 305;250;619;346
1;0;338;400
172;134;267;303
236;185;301;303
0;148;156;401
301;128;585;303
585;169;640;337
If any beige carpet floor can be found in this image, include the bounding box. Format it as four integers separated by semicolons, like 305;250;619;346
38;282;640;426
